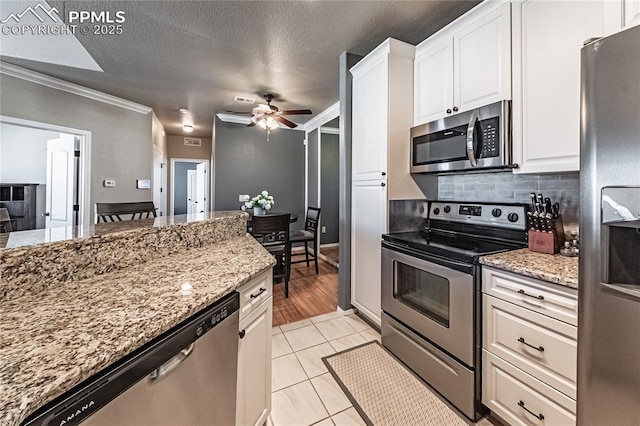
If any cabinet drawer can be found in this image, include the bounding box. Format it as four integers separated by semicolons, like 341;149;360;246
483;295;577;399
483;350;576;426
238;270;272;321
482;267;578;326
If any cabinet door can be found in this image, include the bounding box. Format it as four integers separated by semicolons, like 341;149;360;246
624;0;640;28
513;0;613;173
414;36;454;125
351;180;387;326
236;299;272;426
352;58;389;181
454;2;511;113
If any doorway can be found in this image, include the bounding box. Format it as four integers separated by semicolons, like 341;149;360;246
319;123;340;266
0;117;91;229
170;158;209;215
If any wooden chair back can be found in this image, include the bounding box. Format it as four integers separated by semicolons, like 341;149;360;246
96;202;157;223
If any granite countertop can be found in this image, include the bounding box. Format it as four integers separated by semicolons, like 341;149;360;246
0;235;275;426
479;248;579;289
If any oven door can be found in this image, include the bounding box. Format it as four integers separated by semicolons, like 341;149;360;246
381;245;474;367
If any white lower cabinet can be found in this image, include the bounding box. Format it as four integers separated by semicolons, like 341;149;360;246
236;272;273;426
482;266;577;425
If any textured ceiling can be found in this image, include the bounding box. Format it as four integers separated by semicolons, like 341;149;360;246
1;1;479;137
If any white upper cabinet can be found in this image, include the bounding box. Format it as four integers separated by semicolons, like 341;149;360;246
512;0;622;174
414;1;511;126
623;0;640;28
352;56;389;182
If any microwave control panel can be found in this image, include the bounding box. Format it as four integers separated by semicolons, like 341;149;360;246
479;117;500;158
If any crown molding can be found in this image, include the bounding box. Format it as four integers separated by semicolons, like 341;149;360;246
216;113;251;125
0;62;152;114
302;101;339;132
320;127;339;135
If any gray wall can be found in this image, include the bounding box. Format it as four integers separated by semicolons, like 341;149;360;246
173;162;197;215
213;118;305;231
438;171;580;234
338;52;362;311
321;132;339;244
0;74;153;221
307;129;319;209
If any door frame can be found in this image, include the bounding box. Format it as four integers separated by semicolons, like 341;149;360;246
169;158;209;215
0;115;92;226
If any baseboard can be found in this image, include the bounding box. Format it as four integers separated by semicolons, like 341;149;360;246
318;253;339;268
337;306;357;316
320;243;339;248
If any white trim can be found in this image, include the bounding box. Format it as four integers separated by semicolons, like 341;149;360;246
317;252;338;268
169;158;210;215
216;113;251;125
0;115;92;226
337;306;357;316
301;101;340;131
304;135;308;213
0;62;152;115
320;127;340;135
320;243;339;248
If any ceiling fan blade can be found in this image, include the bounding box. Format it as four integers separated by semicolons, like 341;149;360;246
225;111;253;115
274;116;297;128
247;121;256;127
279;109;312;115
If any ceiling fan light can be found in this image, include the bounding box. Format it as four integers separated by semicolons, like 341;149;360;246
179;108;190;114
265;116;279;129
183;124;194;132
256;118;267;129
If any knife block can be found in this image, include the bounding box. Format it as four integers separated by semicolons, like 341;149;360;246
528;215;565;254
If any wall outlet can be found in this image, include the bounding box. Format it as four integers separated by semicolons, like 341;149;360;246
103;179;116;188
321;226;326;234
239;194;250;202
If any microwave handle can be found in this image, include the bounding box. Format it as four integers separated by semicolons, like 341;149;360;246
466;112;479;167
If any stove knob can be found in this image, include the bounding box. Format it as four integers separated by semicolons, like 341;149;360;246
443;205;451;213
507;212;519;223
492;208;502;218
433;208;440;215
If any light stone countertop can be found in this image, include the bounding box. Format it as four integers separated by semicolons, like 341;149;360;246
0;235;275;426
479;248;579;289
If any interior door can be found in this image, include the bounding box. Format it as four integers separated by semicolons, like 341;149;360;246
196;162;207;213
45;135;75;228
153;147;165;217
187;170;197;214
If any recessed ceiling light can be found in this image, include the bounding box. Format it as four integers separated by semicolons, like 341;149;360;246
183;124;194;132
179;108;190;114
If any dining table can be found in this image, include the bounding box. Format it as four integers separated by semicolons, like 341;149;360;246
246;211;298;224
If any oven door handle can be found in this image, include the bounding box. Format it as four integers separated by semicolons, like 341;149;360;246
466;112;480;167
382;243;474;274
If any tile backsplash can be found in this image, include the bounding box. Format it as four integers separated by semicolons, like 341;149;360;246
438;171;579;234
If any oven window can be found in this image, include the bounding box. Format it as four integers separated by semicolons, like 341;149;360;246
394;261;450;327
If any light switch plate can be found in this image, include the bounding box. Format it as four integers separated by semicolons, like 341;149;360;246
137;179;151;189
321;226;326;233
103;179;116;188
239;194;250;202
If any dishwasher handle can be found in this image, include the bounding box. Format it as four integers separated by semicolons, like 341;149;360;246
149;343;195;381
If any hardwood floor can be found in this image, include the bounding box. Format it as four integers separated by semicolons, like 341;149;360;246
320;246;339;264
272;259;338;327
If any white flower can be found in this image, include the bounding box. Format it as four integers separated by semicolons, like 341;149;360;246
244;201;252;208
268;195;274;201
259;199;265;205
262;190;268;197
265;204;272;210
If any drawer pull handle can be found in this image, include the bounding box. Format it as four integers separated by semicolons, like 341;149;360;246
518;400;545;421
518;289;544;300
239;329;246;339
518;337;545;352
250;287;267;299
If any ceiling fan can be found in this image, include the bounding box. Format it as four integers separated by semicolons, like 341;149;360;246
239;94;312;129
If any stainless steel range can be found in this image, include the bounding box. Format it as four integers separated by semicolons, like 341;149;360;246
381;201;527;421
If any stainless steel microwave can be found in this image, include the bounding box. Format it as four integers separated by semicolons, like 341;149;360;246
410;100;513;174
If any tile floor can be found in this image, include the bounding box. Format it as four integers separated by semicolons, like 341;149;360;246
269;312;377;426
268;311;496;426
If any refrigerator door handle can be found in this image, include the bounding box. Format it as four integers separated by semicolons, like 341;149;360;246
601;283;640;301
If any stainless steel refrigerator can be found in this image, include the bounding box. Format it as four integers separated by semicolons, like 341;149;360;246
579;25;640;425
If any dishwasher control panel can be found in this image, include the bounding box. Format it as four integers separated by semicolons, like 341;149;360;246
197;296;238;337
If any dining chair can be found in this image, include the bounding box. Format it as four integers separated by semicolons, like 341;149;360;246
0;208;13;232
96;202;157;223
251;214;292;297
289;207;321;274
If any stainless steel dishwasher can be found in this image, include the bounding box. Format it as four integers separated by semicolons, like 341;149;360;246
23;292;239;426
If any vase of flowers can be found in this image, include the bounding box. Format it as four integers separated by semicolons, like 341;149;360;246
244;190;274;215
